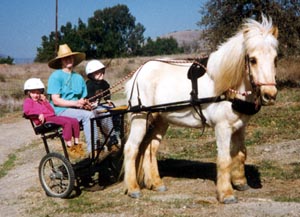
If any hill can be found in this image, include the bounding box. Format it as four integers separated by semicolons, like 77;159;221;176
160;29;209;53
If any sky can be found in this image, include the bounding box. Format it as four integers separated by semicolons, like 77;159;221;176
0;0;206;60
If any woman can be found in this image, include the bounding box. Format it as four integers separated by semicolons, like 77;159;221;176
47;44;98;154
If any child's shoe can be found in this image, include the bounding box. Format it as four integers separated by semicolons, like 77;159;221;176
74;143;85;157
67;146;81;159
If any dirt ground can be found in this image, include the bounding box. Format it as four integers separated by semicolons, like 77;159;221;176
1;117;300;217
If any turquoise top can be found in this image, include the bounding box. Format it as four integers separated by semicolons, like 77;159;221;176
47;69;87;114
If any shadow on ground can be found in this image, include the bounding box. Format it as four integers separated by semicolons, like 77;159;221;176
67;157;262;198
158;158;262;189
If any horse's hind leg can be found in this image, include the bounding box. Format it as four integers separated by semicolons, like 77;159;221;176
142;114;169;192
124;113;148;198
230;127;249;191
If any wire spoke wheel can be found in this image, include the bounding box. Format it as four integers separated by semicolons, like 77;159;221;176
39;152;75;198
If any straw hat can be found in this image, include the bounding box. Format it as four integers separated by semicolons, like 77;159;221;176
48;44;86;69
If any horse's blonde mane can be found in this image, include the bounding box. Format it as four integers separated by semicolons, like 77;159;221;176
208;15;278;95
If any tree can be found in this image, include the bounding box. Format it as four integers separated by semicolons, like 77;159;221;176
86;4;145;58
35;33;57;62
35;5;145;61
141;37;183;56
36;4;188;62
198;0;300;56
35;19;89;62
0;56;14;64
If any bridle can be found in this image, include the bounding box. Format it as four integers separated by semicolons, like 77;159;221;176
227;54;277;115
246;54;276;88
229;54;276;98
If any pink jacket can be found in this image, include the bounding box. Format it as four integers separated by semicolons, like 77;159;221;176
23;98;56;125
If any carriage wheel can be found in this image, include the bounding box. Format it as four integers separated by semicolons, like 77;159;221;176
38;152;75;198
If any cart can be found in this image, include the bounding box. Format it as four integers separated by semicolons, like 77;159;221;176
24;106;127;198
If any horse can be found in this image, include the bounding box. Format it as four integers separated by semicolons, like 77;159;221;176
123;15;278;204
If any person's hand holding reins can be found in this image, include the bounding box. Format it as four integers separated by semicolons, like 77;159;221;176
75;98;85;108
78;98;93;110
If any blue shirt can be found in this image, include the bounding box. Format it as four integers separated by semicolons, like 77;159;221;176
47;69;87;114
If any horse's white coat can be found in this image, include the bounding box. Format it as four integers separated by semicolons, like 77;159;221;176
123;15;278;203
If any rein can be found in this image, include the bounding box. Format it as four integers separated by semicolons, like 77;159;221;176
87;58;202;104
87;69;136;103
88;56;269;117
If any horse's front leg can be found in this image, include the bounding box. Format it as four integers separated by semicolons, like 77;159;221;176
142;115;169;192
230;127;249;191
124;113;148;198
215;123;237;204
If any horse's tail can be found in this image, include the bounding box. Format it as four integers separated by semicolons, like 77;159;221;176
136;144;146;187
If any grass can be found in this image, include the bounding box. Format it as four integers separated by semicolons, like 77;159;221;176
160;88;300;159
274;196;300;203
0;153;17;179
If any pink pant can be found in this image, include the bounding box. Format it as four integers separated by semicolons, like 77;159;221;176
46;116;80;141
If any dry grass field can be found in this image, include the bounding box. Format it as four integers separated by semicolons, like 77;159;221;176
0;55;300;216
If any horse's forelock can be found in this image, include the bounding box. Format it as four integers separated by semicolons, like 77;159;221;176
243;15;278;51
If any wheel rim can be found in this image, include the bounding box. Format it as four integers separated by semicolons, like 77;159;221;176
39;154;74;197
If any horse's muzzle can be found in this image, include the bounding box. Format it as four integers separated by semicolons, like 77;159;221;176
261;86;277;105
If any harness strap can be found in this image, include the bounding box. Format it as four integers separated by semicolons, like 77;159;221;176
187;57;208;102
230;98;261;115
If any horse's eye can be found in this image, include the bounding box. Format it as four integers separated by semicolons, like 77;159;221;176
249;57;257;65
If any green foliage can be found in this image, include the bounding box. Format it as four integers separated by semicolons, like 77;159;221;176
198;0;300;57
0;56;14;64
35;4;186;62
36;5;146;61
141;37;183;56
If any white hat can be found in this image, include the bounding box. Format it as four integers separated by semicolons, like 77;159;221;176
85;60;105;75
24;78;45;94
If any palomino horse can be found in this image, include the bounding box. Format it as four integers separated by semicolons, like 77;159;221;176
123;15;278;204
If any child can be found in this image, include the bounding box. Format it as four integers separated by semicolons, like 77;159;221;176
85;60;119;152
23;78;84;158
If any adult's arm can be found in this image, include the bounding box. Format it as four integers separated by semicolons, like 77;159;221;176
51;94;86;108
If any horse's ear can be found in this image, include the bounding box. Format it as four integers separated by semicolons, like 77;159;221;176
271;26;279;39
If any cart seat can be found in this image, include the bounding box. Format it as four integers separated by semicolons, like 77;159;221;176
33;122;62;135
23;114;62;135
23;113;83;135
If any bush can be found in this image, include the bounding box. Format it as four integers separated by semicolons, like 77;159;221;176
0;56;14;65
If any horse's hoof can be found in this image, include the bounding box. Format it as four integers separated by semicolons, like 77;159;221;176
154;185;167;192
223;196;238;204
234;184;250;191
128;191;142;198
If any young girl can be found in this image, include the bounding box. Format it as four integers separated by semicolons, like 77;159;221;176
23;78;84;157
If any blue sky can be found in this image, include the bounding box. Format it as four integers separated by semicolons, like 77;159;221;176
0;0;206;59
